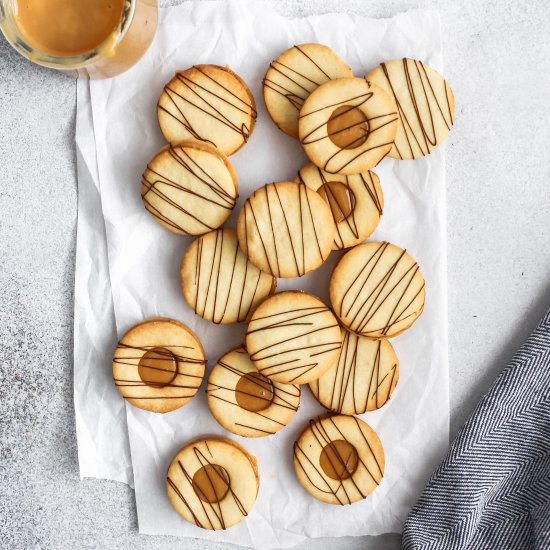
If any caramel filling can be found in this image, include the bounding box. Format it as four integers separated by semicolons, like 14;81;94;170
317;182;355;222
319;439;359;480
138;348;177;388
327;105;369;150
14;0;124;57
192;464;230;503
235;372;274;412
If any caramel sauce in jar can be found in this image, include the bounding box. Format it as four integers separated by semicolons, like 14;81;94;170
1;0;158;78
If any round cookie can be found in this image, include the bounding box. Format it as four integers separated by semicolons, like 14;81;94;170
237;181;336;278
295;162;383;250
206;347;301;437
142;141;238;236
329;242;426;339
112;318;206;413
293;414;384;505
309;328;399;414
366;58;455;160
158;64;257;156
245;291;342;384
167;437;259;530
181;229;276;324
298;77;398;175
263;43;353;138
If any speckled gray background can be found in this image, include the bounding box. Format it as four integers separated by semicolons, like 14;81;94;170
1;0;549;548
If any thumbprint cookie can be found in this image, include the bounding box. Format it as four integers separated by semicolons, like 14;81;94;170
112;318;206;413
206;346;300;437
293;414;385;505
295;162;383;250
167;437;259;530
298;77;398;175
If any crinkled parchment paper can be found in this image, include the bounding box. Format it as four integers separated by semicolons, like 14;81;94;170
74;2;449;547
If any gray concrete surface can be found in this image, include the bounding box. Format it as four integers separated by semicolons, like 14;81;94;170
1;0;549;548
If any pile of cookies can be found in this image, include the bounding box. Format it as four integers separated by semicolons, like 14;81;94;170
112;44;454;530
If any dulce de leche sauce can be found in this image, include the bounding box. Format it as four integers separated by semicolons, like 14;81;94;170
15;0;125;57
10;0;157;77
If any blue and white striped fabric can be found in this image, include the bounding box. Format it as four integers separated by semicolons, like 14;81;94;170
403;309;550;550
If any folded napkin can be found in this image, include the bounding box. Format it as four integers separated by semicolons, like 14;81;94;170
403;308;550;550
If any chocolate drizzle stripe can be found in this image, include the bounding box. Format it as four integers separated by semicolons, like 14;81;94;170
379;59;453;159
241;182;329;277
142;144;236;234
160;66;256;147
361;173;383;215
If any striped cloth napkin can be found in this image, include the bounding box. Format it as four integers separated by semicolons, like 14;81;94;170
403;308;550;549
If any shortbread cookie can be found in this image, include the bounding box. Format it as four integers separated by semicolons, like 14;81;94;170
180;229;276;324
158;65;257;156
330;242;425;338
295;162;383;250
237;181;336;278
310;328;399;414
366;58;455;159
113;318;206;413
245;291;342;384
263;44;353;138
206;347;301;437
298;77;398;175
167;437;259;530
141;141;238;235
293;414;384;505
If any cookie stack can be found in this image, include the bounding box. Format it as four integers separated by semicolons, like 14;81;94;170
112;45;455;528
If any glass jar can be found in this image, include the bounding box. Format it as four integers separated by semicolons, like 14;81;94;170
0;0;158;79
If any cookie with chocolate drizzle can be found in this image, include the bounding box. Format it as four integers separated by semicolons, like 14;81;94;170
245;291;342;385
180;228;276;324
112;318;206;413
206;346;300;437
329;241;426;339
236;181;336;278
309;328;399;414
298;77;398;175
293;414;384;505
158;64;257;156
295;162;384;250
167;437;259;530
366;58;455;160
263;43;353;138
141;140;238;236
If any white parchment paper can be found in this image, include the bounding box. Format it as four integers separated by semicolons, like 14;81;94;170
75;1;449;547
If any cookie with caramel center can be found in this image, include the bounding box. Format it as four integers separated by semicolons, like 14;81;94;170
167;437;259;530
293;414;384;505
207;346;300;437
